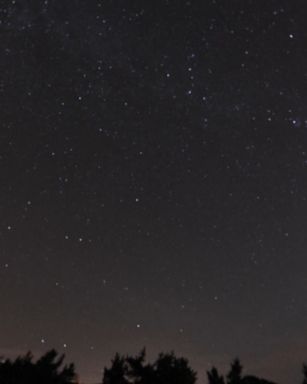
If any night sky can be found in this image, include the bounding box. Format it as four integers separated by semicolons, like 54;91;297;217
1;1;307;383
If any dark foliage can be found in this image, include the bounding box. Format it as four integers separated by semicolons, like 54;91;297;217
103;353;130;384
207;359;276;384
1;347;307;384
303;364;307;384
207;367;225;384
103;349;196;384
0;349;77;384
242;376;276;384
227;359;243;384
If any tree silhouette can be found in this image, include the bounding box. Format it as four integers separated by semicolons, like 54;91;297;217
227;358;243;384
0;349;77;384
0;347;292;384
241;376;276;384
303;364;307;384
126;348;154;384
102;349;196;384
0;352;35;384
35;349;76;384
207;359;275;384
207;367;225;384
153;352;196;384
103;353;129;384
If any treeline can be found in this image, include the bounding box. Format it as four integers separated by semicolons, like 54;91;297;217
0;349;75;384
1;348;307;384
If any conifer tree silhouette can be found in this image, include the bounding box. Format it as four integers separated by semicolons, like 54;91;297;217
0;349;76;384
227;358;243;384
103;353;129;384
207;358;276;384
102;349;196;384
207;367;225;384
153;351;196;384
